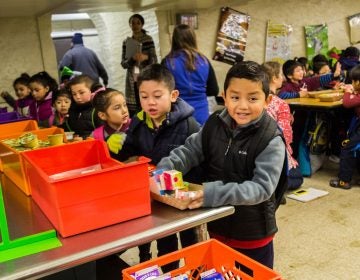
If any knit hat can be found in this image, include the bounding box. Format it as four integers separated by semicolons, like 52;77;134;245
282;60;303;80
72;33;83;45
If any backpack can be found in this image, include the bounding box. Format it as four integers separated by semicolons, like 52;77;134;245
307;113;329;155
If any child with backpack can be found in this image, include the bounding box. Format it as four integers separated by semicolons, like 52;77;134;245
157;61;288;269
330;65;360;189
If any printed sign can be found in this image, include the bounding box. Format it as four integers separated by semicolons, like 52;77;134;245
213;7;250;65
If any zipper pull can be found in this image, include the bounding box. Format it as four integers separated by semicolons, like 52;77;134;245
224;138;232;155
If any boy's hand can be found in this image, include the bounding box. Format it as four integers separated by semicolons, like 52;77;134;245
106;133;127;154
343;84;354;94
188;190;204;209
334;62;341;78
299;89;308;97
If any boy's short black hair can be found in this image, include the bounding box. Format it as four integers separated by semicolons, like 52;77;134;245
312;61;329;75
137;64;175;91
282;59;303;81
52;88;72;105
349;64;360;81
342;46;360;58
224;61;270;97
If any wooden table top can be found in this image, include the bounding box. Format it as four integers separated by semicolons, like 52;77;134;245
285;97;343;108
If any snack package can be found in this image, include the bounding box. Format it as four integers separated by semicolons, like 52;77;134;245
163;170;184;190
133;265;162;280
200;269;224;280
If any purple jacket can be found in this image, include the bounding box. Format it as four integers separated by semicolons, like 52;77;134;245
279;73;334;99
15;95;34;117
29;92;54;127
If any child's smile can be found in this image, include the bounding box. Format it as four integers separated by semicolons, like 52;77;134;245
223;78;269;126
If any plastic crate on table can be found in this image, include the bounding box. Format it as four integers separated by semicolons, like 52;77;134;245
0;127;64;195
0;111;30;124
21;139;151;237
0;120;39;139
0;107;7;113
0;120;39;172
122;239;282;280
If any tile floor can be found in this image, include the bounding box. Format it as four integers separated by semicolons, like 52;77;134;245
121;159;360;280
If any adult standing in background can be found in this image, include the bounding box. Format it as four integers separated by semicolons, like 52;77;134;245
59;33;108;86
162;24;219;125
121;14;157;116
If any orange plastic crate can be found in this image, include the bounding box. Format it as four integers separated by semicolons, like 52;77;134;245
0;120;39;138
0;120;39;172
21;140;151;237
0;127;64;195
122;239;282;280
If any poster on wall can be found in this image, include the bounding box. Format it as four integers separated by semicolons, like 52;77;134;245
304;24;329;61
265;21;293;63
348;13;360;44
213;7;250;65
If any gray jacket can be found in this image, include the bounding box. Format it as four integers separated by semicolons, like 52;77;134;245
157;109;286;207
59;44;108;85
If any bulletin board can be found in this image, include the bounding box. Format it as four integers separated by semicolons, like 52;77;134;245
213;7;250;65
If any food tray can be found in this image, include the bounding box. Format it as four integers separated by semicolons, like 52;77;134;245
308;89;343;98
151;184;203;210
122;239;282;280
318;92;343;102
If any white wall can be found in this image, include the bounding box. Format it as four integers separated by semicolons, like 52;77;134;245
1;0;360;105
88;11;161;92
0;14;57;104
156;0;360;92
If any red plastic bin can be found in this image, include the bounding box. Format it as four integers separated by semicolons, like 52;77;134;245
22;139;151;237
122;239;282;280
0;127;64;195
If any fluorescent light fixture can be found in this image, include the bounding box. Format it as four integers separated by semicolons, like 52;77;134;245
52;13;90;21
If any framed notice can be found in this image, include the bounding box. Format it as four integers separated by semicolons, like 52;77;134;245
265;21;293;63
304;24;329;61
348;13;360;44
213;7;250;65
176;13;198;29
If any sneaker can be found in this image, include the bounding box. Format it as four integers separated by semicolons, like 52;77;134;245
329;155;340;164
329;179;351;190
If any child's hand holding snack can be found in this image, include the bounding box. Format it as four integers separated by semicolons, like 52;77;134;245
188;190;204;209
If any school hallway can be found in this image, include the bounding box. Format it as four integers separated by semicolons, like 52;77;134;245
121;159;360;280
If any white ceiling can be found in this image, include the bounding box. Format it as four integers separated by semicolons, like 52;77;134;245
0;0;244;17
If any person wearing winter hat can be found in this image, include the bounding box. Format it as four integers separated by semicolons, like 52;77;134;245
72;32;83;44
59;32;108;87
339;46;360;84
